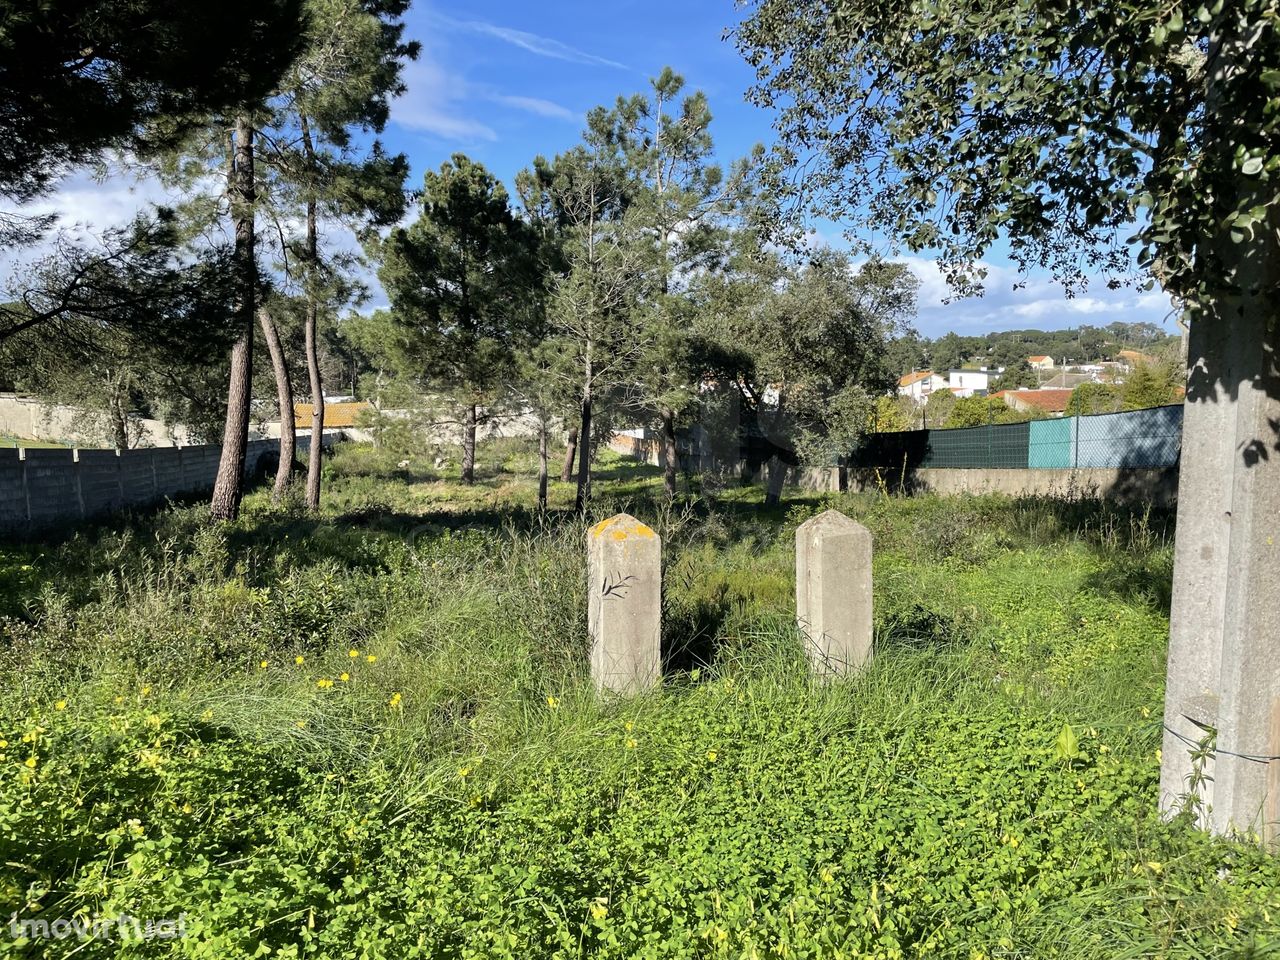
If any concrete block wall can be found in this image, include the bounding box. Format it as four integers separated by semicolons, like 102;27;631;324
1;433;329;535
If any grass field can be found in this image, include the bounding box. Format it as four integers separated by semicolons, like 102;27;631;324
0;436;70;449
1;439;1276;958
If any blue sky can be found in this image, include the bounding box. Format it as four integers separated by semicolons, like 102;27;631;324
376;1;1178;339
15;0;1179;340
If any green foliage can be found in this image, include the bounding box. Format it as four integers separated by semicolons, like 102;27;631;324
990;360;1039;392
940;395;1034;428
1067;381;1125;416
736;0;1280;315
872;395;916;433
1121;362;1184;410
0;443;1275;957
0;0;303;205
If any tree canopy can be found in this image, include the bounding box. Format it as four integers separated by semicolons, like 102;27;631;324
0;0;304;203
735;0;1278;315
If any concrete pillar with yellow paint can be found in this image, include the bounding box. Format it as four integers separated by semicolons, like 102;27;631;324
588;513;662;694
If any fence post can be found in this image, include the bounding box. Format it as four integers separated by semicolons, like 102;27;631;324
588;513;662;695
796;509;873;675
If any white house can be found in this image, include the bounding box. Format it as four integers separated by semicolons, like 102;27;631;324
1028;355;1056;371
897;370;948;403
947;368;1000;398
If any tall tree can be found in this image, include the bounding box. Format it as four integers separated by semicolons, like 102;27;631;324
737;0;1280;839
603;68;746;496
526;143;649;512
257;0;415;509
376;155;538;484
209;115;257;521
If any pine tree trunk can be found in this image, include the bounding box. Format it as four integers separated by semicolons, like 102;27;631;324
461;403;477;484
661;405;677;498
300;114;325;513
258;307;294;503
109;380;129;453
210;115;256;522
763;454;787;508
574;389;592;514
561;427;578;482
537;418;549;511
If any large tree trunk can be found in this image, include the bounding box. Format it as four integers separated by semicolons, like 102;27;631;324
210;115;256;522
108;377;129;453
660;405;678;498
1160;229;1280;843
537;417;549;511
461;403;477;484
1160;25;1280;841
300;114;325;513
763;454;787;508
258;306;294;503
574;389;592;514
561;427;578;482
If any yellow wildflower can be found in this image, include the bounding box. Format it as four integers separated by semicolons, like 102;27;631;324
626;738;637;750
316;678;334;689
366;654;377;664
706;750;718;763
624;720;634;732
23;756;37;769
458;766;471;779
54;700;67;711
0;740;7;749
389;692;402;708
295;720;307;729
339;673;350;683
589;902;608;921
1146;861;1163;874
200;709;213;721
546;696;560;710
259;660;269;670
141;685;151;697
348;649;360;659
295;655;305;666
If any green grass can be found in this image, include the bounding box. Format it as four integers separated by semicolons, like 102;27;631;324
0;436;70;449
0;438;1276;958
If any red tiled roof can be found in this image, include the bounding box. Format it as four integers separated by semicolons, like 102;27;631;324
898;370;935;387
1001;388;1074;412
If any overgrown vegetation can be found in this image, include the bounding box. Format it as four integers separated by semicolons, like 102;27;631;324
0;440;1275;957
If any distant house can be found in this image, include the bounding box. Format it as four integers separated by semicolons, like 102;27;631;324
947;368;998;398
993;388;1075;417
293;401;371;431
1028;355;1056;371
897;370;947;403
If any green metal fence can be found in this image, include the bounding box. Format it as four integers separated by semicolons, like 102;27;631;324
852;404;1183;471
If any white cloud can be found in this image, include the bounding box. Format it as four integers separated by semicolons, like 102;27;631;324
390;58;497;142
456;20;628;70
1011;296;1111;319
490;94;577;122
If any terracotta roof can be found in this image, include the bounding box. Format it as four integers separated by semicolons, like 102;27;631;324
294;401;370;429
1000;388;1074;413
898;370;935;387
1028;355;1050;362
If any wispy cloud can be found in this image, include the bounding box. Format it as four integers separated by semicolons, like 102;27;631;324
390;58;497;142
490;94;577;121
457;20;628;70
